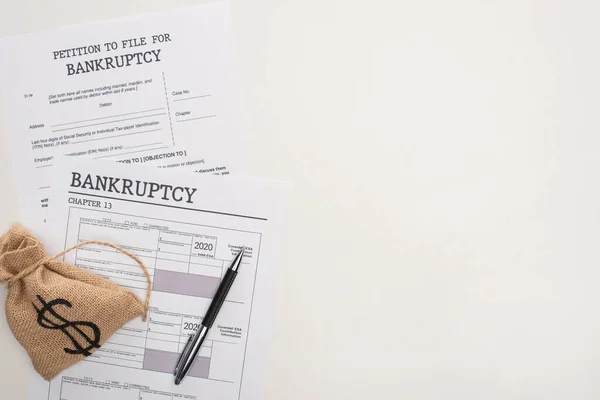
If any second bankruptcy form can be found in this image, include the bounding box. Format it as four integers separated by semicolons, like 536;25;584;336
29;157;290;400
0;2;247;225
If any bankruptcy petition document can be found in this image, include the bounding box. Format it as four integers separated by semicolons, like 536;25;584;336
29;157;289;400
0;1;247;226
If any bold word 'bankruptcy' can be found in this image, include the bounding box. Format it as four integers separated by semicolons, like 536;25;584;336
66;50;161;75
71;172;197;203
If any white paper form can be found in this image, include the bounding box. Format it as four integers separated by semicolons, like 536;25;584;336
0;2;247;226
28;158;289;400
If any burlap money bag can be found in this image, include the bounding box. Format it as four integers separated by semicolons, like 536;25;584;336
0;225;151;381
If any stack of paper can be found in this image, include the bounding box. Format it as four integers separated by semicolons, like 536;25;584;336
0;3;289;400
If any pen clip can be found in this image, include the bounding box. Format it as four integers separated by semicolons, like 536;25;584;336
174;335;194;376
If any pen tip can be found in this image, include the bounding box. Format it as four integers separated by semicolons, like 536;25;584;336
231;246;245;271
175;378;181;385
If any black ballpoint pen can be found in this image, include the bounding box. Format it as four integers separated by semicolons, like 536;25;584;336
174;247;245;385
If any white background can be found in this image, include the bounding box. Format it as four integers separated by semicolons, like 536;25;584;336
1;1;600;399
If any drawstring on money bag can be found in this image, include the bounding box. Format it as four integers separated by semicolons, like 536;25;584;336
4;240;152;321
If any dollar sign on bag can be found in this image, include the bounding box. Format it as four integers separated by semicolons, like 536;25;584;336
33;295;101;356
